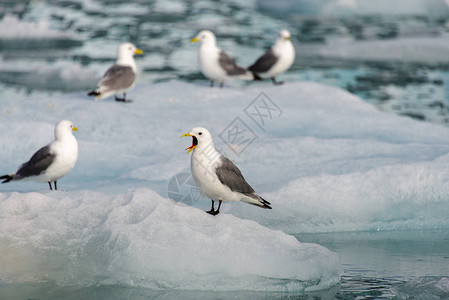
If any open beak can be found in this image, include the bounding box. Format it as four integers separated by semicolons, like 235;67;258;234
72;126;78;131
134;48;143;55
181;132;197;154
190;37;199;43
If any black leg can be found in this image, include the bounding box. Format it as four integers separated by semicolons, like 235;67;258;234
206;200;215;214
210;80;215;87
271;77;284;85
206;200;221;216
216;200;222;214
219;82;224;88
48;182;53;190
54;181;58;190
115;93;133;103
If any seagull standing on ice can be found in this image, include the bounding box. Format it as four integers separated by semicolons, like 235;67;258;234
182;127;271;215
0;120;78;190
191;30;261;88
88;42;143;102
248;29;295;85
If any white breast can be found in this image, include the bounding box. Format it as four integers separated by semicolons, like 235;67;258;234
191;149;240;202
268;42;295;77
43;137;78;182
198;44;227;82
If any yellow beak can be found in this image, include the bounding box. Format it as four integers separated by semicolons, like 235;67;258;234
134;48;143;55
190;37;199;43
72;126;78;131
285;37;291;41
186;146;196;154
181;132;196;154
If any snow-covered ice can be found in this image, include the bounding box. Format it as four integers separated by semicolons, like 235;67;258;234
1;80;449;290
0;188;340;291
2;81;449;231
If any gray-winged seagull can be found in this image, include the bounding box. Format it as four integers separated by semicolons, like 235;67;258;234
248;29;295;85
88;42;143;102
182;127;271;215
0;120;78;190
191;30;261;88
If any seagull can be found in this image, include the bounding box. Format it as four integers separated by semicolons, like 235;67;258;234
248;29;295;85
181;127;271;215
88;42;143;102
0;120;79;190
191;30;261;88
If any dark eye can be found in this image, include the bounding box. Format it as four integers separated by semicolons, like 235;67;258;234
198;132;202;135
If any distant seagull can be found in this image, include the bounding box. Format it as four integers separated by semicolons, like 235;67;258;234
248;29;295;85
88;42;143;102
191;30;261;88
182;127;271;215
0;120;78;190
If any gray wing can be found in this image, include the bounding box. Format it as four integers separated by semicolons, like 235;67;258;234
248;49;278;73
218;51;248;76
215;156;255;195
99;65;136;91
15;145;55;179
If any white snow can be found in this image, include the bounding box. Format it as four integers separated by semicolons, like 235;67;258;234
2;81;449;230
0;188;340;291
2;80;449;289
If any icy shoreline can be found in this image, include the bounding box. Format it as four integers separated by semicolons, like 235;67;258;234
2;80;449;291
0;188;341;291
1;80;449;234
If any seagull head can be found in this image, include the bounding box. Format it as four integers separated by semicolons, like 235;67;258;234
191;30;217;45
55;120;78;141
278;29;291;41
118;42;143;59
181;127;213;154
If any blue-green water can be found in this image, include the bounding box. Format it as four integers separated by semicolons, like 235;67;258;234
300;230;449;299
1;230;448;299
2;0;449;124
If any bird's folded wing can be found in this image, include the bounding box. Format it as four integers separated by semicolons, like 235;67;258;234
215;156;255;195
218;51;248;76
99;65;136;90
16;145;56;178
248;49;277;73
